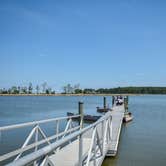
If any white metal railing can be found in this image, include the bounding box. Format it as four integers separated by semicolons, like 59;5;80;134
1;111;112;166
0;114;81;165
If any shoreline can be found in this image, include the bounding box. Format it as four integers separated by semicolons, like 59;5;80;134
0;93;161;97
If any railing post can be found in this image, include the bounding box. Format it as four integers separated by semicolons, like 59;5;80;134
78;102;84;166
78;102;84;129
34;126;39;166
102;121;104;155
56;120;59;141
93;133;96;166
35;126;38;152
110;117;112;140
79;133;83;166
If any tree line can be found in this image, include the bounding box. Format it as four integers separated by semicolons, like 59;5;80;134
1;85;166;94
94;87;166;94
65;86;166;94
0;82;55;94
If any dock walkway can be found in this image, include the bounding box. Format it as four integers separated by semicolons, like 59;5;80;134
107;105;125;156
47;105;125;165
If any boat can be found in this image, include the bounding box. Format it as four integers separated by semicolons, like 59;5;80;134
123;112;133;123
67;112;101;123
96;96;112;113
96;107;112;113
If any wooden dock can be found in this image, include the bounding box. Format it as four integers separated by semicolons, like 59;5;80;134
47;105;125;165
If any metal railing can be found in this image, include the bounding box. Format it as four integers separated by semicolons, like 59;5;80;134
0;111;112;166
0;114;81;165
0;99;114;166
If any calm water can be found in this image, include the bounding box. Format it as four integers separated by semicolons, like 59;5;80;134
0;95;166;165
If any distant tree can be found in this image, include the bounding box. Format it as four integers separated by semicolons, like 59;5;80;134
48;87;52;94
11;86;18;94
51;90;55;94
66;84;72;93
21;86;27;94
75;89;83;94
63;83;80;94
63;84;72;94
17;86;21;94
41;82;47;93
8;88;11;94
74;84;80;90
1;88;8;94
46;87;52;94
94;87;166;94
83;88;96;94
28;82;33;94
36;85;40;94
63;86;67;94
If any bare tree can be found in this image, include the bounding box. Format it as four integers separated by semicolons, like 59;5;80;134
21;86;27;94
63;86;67;94
28;82;33;94
17;86;21;94
36;85;40;94
41;82;47;93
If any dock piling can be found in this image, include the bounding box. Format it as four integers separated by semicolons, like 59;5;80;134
78;102;84;129
112;96;115;107
124;96;129;112
103;97;106;109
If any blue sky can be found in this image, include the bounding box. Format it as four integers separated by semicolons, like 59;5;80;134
0;0;166;91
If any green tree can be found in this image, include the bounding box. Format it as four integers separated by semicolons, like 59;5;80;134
83;89;96;94
11;86;18;94
75;89;83;94
46;87;52;94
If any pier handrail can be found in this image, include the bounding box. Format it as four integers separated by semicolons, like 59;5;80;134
5;112;112;166
0;114;81;165
0;114;80;131
0;126;80;162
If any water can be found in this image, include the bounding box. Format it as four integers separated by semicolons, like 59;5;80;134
0;96;105;158
0;95;166;165
103;95;166;166
0;96;105;126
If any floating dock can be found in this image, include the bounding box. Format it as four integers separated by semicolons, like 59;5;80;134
0;102;127;166
47;105;125;165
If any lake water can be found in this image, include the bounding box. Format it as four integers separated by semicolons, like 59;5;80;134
0;95;166;165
